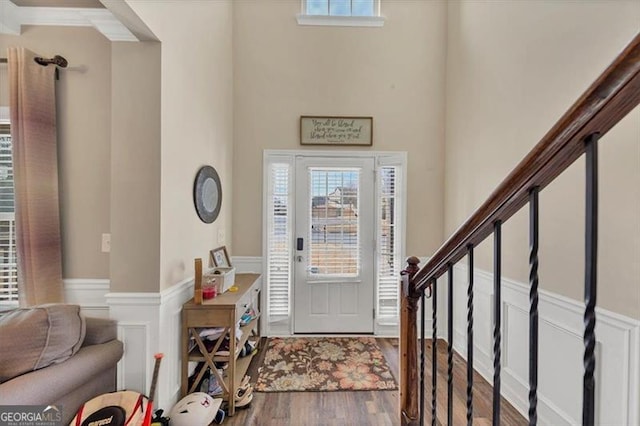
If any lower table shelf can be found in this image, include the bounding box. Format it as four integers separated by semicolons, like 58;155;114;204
181;273;262;416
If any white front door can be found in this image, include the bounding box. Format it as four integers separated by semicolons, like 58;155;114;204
293;157;375;334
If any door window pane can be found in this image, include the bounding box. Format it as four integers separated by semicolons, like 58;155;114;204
308;168;360;277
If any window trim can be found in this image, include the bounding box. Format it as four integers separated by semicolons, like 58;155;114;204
296;14;385;27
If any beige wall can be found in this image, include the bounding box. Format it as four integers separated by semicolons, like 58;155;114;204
110;41;161;293
0;26;111;279
126;0;234;291
232;0;447;257
445;0;640;318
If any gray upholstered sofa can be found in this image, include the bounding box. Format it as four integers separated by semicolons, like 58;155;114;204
0;304;124;424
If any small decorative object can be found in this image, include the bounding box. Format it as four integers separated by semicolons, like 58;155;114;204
212;267;236;294
300;116;373;146
210;246;231;268
202;274;219;300
209;246;235;294
202;285;217;300
193;166;222;224
194;258;203;304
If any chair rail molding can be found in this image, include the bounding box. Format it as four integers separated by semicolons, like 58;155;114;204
63;278;110;318
231;256;263;274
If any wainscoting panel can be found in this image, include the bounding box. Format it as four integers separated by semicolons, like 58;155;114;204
115;321;149;395
106;278;193;412
448;264;640;426
159;279;194;407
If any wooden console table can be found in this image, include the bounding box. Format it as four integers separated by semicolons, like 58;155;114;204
181;273;261;416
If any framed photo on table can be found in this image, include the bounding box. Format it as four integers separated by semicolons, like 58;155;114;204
210;246;231;268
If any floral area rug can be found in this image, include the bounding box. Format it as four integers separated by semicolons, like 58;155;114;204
255;337;397;392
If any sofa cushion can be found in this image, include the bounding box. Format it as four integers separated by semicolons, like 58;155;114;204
83;317;117;346
0;303;86;383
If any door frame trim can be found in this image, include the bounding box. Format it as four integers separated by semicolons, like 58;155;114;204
263;150;408;336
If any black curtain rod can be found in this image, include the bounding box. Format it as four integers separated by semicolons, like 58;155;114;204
0;55;68;67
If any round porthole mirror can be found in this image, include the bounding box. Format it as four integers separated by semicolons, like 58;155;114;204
193;165;222;223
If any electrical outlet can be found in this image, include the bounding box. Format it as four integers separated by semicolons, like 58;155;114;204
217;229;225;244
101;233;111;253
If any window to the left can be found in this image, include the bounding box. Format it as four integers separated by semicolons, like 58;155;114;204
0;123;17;310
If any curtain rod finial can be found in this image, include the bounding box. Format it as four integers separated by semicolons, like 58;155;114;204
34;55;68;68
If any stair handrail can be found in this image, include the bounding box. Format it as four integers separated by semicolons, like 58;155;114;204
400;32;640;425
411;32;640;291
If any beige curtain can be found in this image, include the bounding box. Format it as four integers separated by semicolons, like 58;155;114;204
7;47;63;306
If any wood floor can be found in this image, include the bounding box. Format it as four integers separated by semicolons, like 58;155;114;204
223;338;525;426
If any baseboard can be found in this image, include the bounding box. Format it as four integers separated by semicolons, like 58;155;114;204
445;264;640;426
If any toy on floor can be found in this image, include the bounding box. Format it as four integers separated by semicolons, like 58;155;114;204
169;392;224;426
69;353;163;426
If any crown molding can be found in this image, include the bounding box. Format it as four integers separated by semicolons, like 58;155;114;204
0;4;138;42
0;1;21;35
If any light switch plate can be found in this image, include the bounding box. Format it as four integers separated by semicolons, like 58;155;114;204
101;233;111;253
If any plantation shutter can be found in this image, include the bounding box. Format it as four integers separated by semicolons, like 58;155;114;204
0;126;17;305
266;161;292;322
376;165;400;321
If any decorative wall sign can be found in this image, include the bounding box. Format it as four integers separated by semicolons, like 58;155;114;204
300;116;372;146
193;165;222;223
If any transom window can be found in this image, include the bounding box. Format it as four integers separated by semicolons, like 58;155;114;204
298;0;384;27
305;0;377;17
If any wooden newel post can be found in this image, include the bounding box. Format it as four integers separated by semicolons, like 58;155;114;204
400;256;421;425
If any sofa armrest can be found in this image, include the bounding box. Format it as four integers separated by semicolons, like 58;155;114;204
83;317;117;346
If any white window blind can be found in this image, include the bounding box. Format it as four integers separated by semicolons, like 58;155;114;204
377;166;399;320
308;168;360;277
0;126;17;305
266;162;292;322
